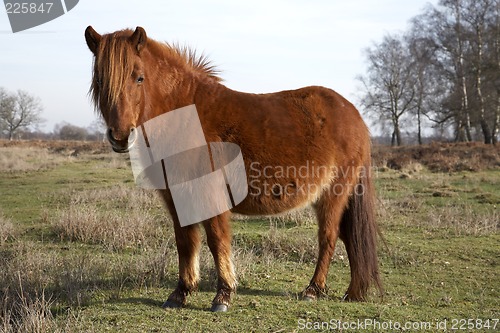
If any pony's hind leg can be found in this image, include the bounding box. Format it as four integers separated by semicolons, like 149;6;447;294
302;185;351;301
202;212;236;312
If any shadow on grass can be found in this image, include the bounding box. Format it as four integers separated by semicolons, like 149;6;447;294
237;286;291;298
104;285;296;313
109;297;164;307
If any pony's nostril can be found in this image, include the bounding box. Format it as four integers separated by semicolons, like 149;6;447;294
106;128;115;143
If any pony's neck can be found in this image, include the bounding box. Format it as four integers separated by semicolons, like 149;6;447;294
142;43;224;122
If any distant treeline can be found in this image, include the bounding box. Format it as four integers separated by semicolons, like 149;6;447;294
0;123;106;142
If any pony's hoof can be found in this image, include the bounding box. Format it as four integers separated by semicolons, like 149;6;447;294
210;303;228;312
302;295;316;302
301;283;327;301
342;292;364;302
162;300;183;309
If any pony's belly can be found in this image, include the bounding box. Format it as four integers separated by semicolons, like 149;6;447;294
232;196;311;215
232;175;333;215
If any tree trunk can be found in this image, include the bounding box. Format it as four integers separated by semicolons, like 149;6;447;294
493;91;500;144
461;74;472;142
416;78;424;145
417;107;422;145
454;2;471;142
480;119;493;144
477;76;492;144
456;118;467;142
394;119;402;146
475;23;492;144
493;3;500;145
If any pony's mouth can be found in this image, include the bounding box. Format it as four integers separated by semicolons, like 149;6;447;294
107;127;138;153
112;146;130;154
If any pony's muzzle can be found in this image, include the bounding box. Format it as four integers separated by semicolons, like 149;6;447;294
107;127;138;153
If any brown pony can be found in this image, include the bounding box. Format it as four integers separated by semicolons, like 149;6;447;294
84;26;382;312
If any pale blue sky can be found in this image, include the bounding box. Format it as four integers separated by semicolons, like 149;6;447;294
0;0;437;132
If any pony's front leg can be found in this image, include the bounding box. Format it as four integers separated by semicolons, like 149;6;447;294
162;215;201;308
203;212;236;312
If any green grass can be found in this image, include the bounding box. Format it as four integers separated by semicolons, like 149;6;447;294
0;147;498;332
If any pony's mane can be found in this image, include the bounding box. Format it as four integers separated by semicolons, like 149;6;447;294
162;43;222;82
90;29;221;111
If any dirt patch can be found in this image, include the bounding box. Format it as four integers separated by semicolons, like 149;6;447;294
373;142;500;172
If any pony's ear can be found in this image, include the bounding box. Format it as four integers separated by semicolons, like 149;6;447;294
85;26;101;55
130;26;147;53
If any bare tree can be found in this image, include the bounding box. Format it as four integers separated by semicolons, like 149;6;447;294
408;38;428;145
407;34;438;144
358;35;416;146
429;0;474;141
0;88;45;140
464;0;495;143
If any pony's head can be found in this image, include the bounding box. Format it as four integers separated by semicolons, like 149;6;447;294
85;26;147;153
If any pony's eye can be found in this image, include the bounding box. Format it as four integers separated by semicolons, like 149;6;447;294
136;76;144;84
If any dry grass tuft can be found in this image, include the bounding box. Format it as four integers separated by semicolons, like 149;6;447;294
380;194;498;236
402;162;425;174
52;185;170;251
0;147;70;172
426;204;499;236
66;185;161;211
262;227;318;263
0;215;16;246
1;287;57;333
232;247;260;284
268;207;317;227
0;243;90;332
53;205;166;251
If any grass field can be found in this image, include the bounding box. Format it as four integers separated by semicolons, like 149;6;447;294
0;142;498;332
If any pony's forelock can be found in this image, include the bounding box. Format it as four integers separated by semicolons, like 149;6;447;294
90;30;135;113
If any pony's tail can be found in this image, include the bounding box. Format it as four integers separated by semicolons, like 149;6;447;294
340;159;383;301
